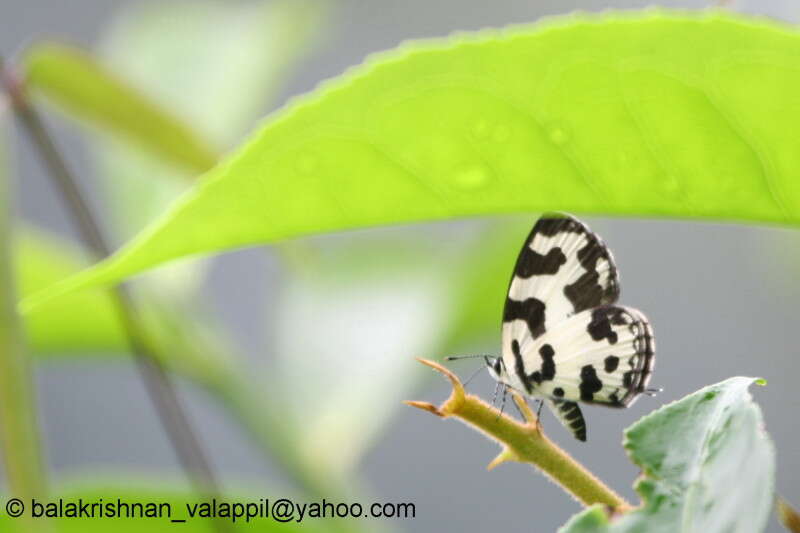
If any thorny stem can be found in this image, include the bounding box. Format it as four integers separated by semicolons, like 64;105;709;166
2;59;229;532
406;358;633;513
0;78;49;531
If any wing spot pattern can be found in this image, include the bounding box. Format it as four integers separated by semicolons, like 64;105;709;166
604;355;620;373
511;339;533;394
579;364;604;402
539;344;556;381
503;298;546;339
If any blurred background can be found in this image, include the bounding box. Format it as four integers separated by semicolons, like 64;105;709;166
2;1;799;532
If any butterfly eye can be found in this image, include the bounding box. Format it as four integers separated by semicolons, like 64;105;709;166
493;358;503;376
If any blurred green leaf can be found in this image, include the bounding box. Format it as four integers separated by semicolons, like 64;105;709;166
16;227;124;354
1;103;49;529
560;378;774;533
0;478;335;533
18;0;327;359
17;226;240;399
100;0;326;151
93;0;327;241
22;11;800;308
23;43;218;174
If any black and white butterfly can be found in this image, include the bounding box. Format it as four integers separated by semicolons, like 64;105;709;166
475;213;655;441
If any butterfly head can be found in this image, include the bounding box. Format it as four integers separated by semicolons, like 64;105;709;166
485;356;508;384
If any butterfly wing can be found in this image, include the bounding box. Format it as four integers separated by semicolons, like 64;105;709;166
497;213;655;441
502;213;619;343
522;305;655;407
501;213;620;372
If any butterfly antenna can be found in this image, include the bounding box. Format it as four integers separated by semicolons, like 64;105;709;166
536;399;544;421
461;364;486;389
445;354;493;361
645;387;662;397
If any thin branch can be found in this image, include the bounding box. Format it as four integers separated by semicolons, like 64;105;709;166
2;60;228;530
0;69;49;530
407;358;633;512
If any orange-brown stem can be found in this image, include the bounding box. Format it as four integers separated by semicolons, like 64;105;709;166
406;358;632;512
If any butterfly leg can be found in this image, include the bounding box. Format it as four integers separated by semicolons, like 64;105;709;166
535;399;544;430
491;380;501;407
496;385;509;421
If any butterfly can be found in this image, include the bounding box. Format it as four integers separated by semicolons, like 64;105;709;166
469;213;656;441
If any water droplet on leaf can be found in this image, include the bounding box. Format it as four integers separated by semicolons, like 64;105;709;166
452;164;491;190
548;127;569;145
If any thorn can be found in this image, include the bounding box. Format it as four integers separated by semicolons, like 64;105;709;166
415;358;465;401
403;400;443;417
408;359;467;417
487;448;517;471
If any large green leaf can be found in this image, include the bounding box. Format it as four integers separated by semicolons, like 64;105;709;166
559;377;774;533
23;11;800;307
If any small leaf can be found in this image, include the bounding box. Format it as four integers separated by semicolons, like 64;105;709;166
558;506;613;531
21;11;800;308
23;43;218;174
559;377;775;533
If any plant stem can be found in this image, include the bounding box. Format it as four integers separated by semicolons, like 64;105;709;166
2;60;228;530
407;358;632;512
0;87;48;531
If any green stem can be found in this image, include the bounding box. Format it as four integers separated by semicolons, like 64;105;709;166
2;58;229;533
407;358;632;512
0;89;48;526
